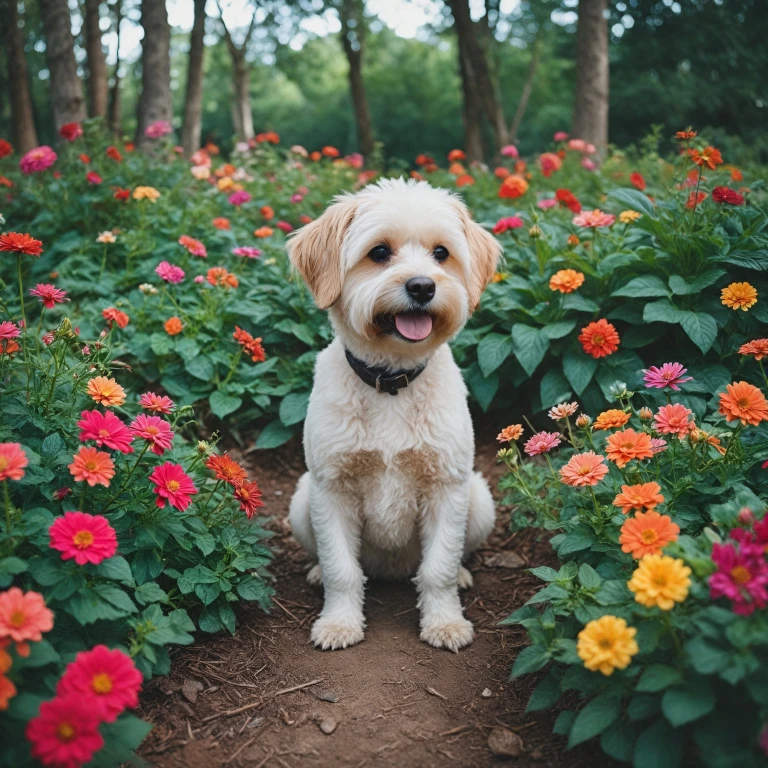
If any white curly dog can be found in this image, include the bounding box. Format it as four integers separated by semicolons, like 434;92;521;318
287;177;501;652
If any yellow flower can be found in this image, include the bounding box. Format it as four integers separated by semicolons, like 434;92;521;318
577;615;638;676
96;231;116;244
491;272;507;283
132;186;160;202
628;554;691;610
619;210;641;224
217;176;234;192
721;282;757;311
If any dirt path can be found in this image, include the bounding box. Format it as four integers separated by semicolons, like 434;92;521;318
137;441;592;767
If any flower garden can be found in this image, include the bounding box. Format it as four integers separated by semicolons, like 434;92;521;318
0;123;767;767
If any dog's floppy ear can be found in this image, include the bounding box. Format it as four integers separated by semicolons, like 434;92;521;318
287;195;357;309
455;202;502;311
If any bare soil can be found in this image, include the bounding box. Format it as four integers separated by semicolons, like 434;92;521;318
137;438;594;768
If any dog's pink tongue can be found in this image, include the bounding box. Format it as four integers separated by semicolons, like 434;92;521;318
395;313;433;341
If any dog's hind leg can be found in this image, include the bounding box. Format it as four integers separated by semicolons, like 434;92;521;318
456;473;496;590
289;472;321;584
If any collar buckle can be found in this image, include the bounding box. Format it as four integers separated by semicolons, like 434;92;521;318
375;373;410;396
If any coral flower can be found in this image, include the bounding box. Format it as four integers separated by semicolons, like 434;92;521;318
688;427;726;456
579;319;620;359
86;376;126;407
721;282;757;311
86;171;102;185
492;217;525;235
497;424;524;443
0;340;20;356
254;226;274;238
129;414;174;455
653;403;694;438
712;186;745;205
49;511;118;565
690;146;723;169
207;267;238;288
718;381;768;426
709;543;768;616
206;454;247;487
612;482;665;514
164;317;183;336
0;322;20;341
455;174;474;187
619;210;642;224
628;555;691;610
593;409;630;431
69;447;115;487
77;409;134;453
605;429;654;468
629;171;646;190
102;307;129;328
19;145;57;174
643;362;693;391
575;414;591;428
549;269;585;294
539;152;562;177
139;392;175;414
739;339;768;361
30;284;67;308
0;675;16;710
234;481;265;518
322;145;340;157
57;645;143;722
524;431;561;456
686;190;707;209
0;588;53;652
498;175;529;199
572;209;616;228
559;451;609;487
233;326;266;363
132;186;160;201
26;692;104;768
178;235;207;257
113;187;131;201
501;144;519;157
675;130;697;140
548;401;579;420
0;232;44;256
447;149;466;161
212;217;230;230
155;261;185;283
537;198;556;209
0;443;28;482
106;145;122;162
650;438;667;454
555;188;582;213
148;462;198;510
620;511;679;558
577;615;638;676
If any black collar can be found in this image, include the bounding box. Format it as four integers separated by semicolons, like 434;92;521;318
344;348;427;396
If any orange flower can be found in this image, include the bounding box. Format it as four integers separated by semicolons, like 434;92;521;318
233;326;266;363
721;282;757;311
549;269;585;294
619;510;679;558
448;162;465;175
86;376;126;407
579;319;619;359
497;424;523;443
68;446;115;487
0;675;16;710
322;146;340;158
206;267;238;288
689;427;726;456
559;451;609;487
605;429;654;468
690;146;723;170
567;234;580;247
612;482;665;514
212;217;230;230
0;232;44;257
0;340;19;357
0;588;54;656
447;149;466;161
593;409;630;431
498;175;529;199
206;454;247;487
739;339;768;361
718;381;768;426
164;317;183;336
260;206;274;220
254;227;273;238
309;151;321;162
455;174;474;187
675;130;697;140
102;307;129;329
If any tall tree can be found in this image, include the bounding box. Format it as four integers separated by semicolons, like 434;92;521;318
339;0;375;159
107;0;123;134
135;0;173;145
456;33;483;162
181;0;207;156
39;0;86;130
217;3;256;142
572;0;609;152
84;0;108;118
6;1;39;152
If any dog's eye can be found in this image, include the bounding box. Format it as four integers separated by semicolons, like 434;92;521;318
433;245;449;262
368;244;391;263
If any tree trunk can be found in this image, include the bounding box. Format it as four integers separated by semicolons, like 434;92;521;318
572;0;609;153
84;0;108;118
135;0;172;146
39;0;86;130
232;56;254;141
108;0;123;135
6;1;39;152
181;0;206;156
508;35;541;143
457;38;483;162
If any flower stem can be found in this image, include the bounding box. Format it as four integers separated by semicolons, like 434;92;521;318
17;255;31;396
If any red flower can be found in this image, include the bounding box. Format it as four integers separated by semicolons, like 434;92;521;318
234;481;265;518
233;326;266;363
102;307;129;329
49;511;118;565
0;232;44;257
129;414;174;455
57;645;142;722
30;283;67;309
630;172;646;191
113;187;131;201
86;171;102;185
555;188;582;214
59;122;83;142
78;409;134;453
712;186;745;206
78;153;90;165
148;462;198;510
0;139;12;158
579;319;620;359
105;146;122;162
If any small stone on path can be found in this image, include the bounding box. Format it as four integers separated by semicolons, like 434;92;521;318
487;727;524;757
181;679;204;703
319;716;338;735
481;688;492;698
484;551;526;569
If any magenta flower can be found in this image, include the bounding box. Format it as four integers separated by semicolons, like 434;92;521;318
0;321;21;340
291;193;304;203
144;120;172;139
19;145;57;174
500;144;519;158
232;246;262;259
524;431;562;456
643;362;693;391
30;284;67;309
155;261;185;284
228;190;251;206
129;414;174;455
139;392;175;414
49;512;118;565
148;462;198;510
710;542;768;615
77;410;134;453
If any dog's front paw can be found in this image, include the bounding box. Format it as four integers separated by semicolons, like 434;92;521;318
457;566;473;590
311;616;364;650
421;618;474;652
306;563;323;586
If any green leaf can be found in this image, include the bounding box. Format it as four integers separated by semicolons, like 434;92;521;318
636;665;683;693
134;582;168;606
539;369;572;410
279;392;310;426
529;566;559;582
195;582;222;605
612;275;670;298
643;299;683;324
41;433;66;456
178;565;219;593
668;270;725;295
557;527;597;555
95;715;153;765
176;338;201;362
511;324;550;377
567;694;619;748
198;606;223;633
526;674;561;712
219;604;236;635
633;718;683;768
661;679;716;726
563;349;597;395
510;644;551;678
131;549;164;584
14;639;59;669
209;391;242;419
477;332;514;376
541;320;576;340
465;364;499;411
0;556;27;575
684;636;731;675
94;556;135;585
255;420;294;449
150;333;173;356
601;722;638;762
608;187;656;217
578;563;602;590
194;533;216;556
186;356;215;381
678;311;718;354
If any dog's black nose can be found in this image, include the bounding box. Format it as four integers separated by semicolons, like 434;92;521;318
405;276;435;304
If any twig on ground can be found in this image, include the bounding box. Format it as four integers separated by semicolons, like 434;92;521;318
224;735;258;764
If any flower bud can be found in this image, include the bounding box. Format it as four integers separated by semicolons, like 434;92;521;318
139;283;158;295
528;225;542;239
197;440;210;455
638;407;653;420
575;413;592;429
738;507;756;526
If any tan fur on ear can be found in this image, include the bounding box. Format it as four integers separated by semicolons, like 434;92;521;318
455;203;502;310
287;196;357;309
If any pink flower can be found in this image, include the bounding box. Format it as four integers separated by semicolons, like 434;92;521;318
30;283;68;309
345;152;364;168
139;392;175;414
572;209;615;228
78;409;134;453
643;362;693;391
554;131;569;142
492;216;524;235
49;511;118;565
568;138;587;152
653;404;694;438
0;443;28;481
291;193;304;203
650;438;668;454
194;275;204;283
86;171;102;185
581;157;597;171
232;246;262;258
524;431;562;456
144;120;172;139
537;198;557;210
228;190;251;206
155;261;185;284
129;414;174;455
276;220;293;233
19;145;57;174
710;542;768;615
148;462;198;510
500;144;519;158
0;321;20;340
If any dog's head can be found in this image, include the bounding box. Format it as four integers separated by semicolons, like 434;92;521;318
287;177;501;366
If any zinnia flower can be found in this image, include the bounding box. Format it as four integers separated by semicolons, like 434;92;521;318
178;235;207;257
106;145;122;162
96;231;116;243
207;267;238;288
254;226;274;238
492;217;524;235
548;402;579;420
709;542;768;616
579;319;620;359
86;171;102;185
721;282;757;311
559;451;608;487
739;339;768;361
78;409;134;453
132;186;160;202
102;307;129;328
164;316;183;336
628;555;691;610
712;186;745;205
19;145;57;174
0;443;28;482
139;392;175;414
549;269;585;294
0;232;44;256
575;414;591;428
593;409;630;431
232;246;262;258
620;511;679;559
234;481;264;518
629;172;646;191
49;512;118;566
155;261;185;283
57;645;143;722
129;414;174;455
68;447;115;487
206;454;247;486
653;403;694;438
675;130;697;140
229;190;251;206
643;362;693;391
524;431;561;456
0;674;16;710
0;139;12;158
497;424;523;442
0;587;54;658
686;190;707;210
233;326;266;363
690;146;723;170
0;321;20;341
556;188;582;213
605;429;654;468
148;462;198;510
498;175;529;199
86;376;126;407
650;438;667;454
577;616;638;676
212;217;230;230
539;152;562;177
718;381;768;426
30;284;67;309
144;120;172;138
612;482;664;514
572;209;615;228
619;210;642;224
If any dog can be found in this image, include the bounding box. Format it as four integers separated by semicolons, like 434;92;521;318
286;177;501;652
